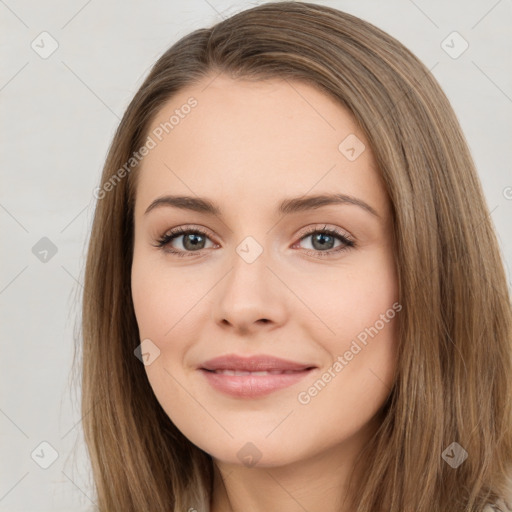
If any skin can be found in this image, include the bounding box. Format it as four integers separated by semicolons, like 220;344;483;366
131;74;399;512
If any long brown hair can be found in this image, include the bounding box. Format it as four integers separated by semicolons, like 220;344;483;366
79;2;512;510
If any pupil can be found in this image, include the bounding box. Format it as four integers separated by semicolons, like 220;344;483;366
185;234;203;250
313;233;333;250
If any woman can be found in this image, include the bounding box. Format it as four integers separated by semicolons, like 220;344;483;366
80;2;512;511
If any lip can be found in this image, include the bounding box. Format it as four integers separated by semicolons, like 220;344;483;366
200;354;316;372
198;354;317;398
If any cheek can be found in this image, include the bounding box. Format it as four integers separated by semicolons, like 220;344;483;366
290;269;399;457
301;248;398;340
131;256;199;431
131;251;201;340
296;247;399;398
131;258;166;339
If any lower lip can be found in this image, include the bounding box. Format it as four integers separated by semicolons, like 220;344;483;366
199;369;315;398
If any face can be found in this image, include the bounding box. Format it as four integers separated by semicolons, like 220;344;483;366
131;74;399;468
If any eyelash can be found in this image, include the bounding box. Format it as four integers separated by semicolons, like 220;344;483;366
153;224;356;259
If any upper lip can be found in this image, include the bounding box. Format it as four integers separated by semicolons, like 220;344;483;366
200;354;316;372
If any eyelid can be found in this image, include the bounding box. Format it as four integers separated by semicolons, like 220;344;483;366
296;223;354;242
154;223;356;257
159;223;354;242
160;224;216;240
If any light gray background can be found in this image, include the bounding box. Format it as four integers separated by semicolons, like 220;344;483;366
1;1;511;510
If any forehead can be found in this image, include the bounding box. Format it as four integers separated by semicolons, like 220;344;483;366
134;74;389;219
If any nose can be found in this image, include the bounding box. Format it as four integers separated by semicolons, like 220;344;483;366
212;245;288;335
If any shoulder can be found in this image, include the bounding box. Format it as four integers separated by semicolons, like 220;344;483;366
483;498;512;512
484;471;512;512
487;466;512;511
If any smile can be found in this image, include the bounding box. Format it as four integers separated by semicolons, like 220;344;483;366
199;367;316;398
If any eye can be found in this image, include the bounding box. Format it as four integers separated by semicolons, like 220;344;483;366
153;224;355;258
293;224;355;257
153;226;216;258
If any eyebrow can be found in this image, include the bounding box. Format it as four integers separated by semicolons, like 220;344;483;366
144;193;379;218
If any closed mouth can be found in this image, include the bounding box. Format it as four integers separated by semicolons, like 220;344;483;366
203;369;312;376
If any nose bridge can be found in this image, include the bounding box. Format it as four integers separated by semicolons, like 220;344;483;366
212;233;287;331
225;236;272;304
